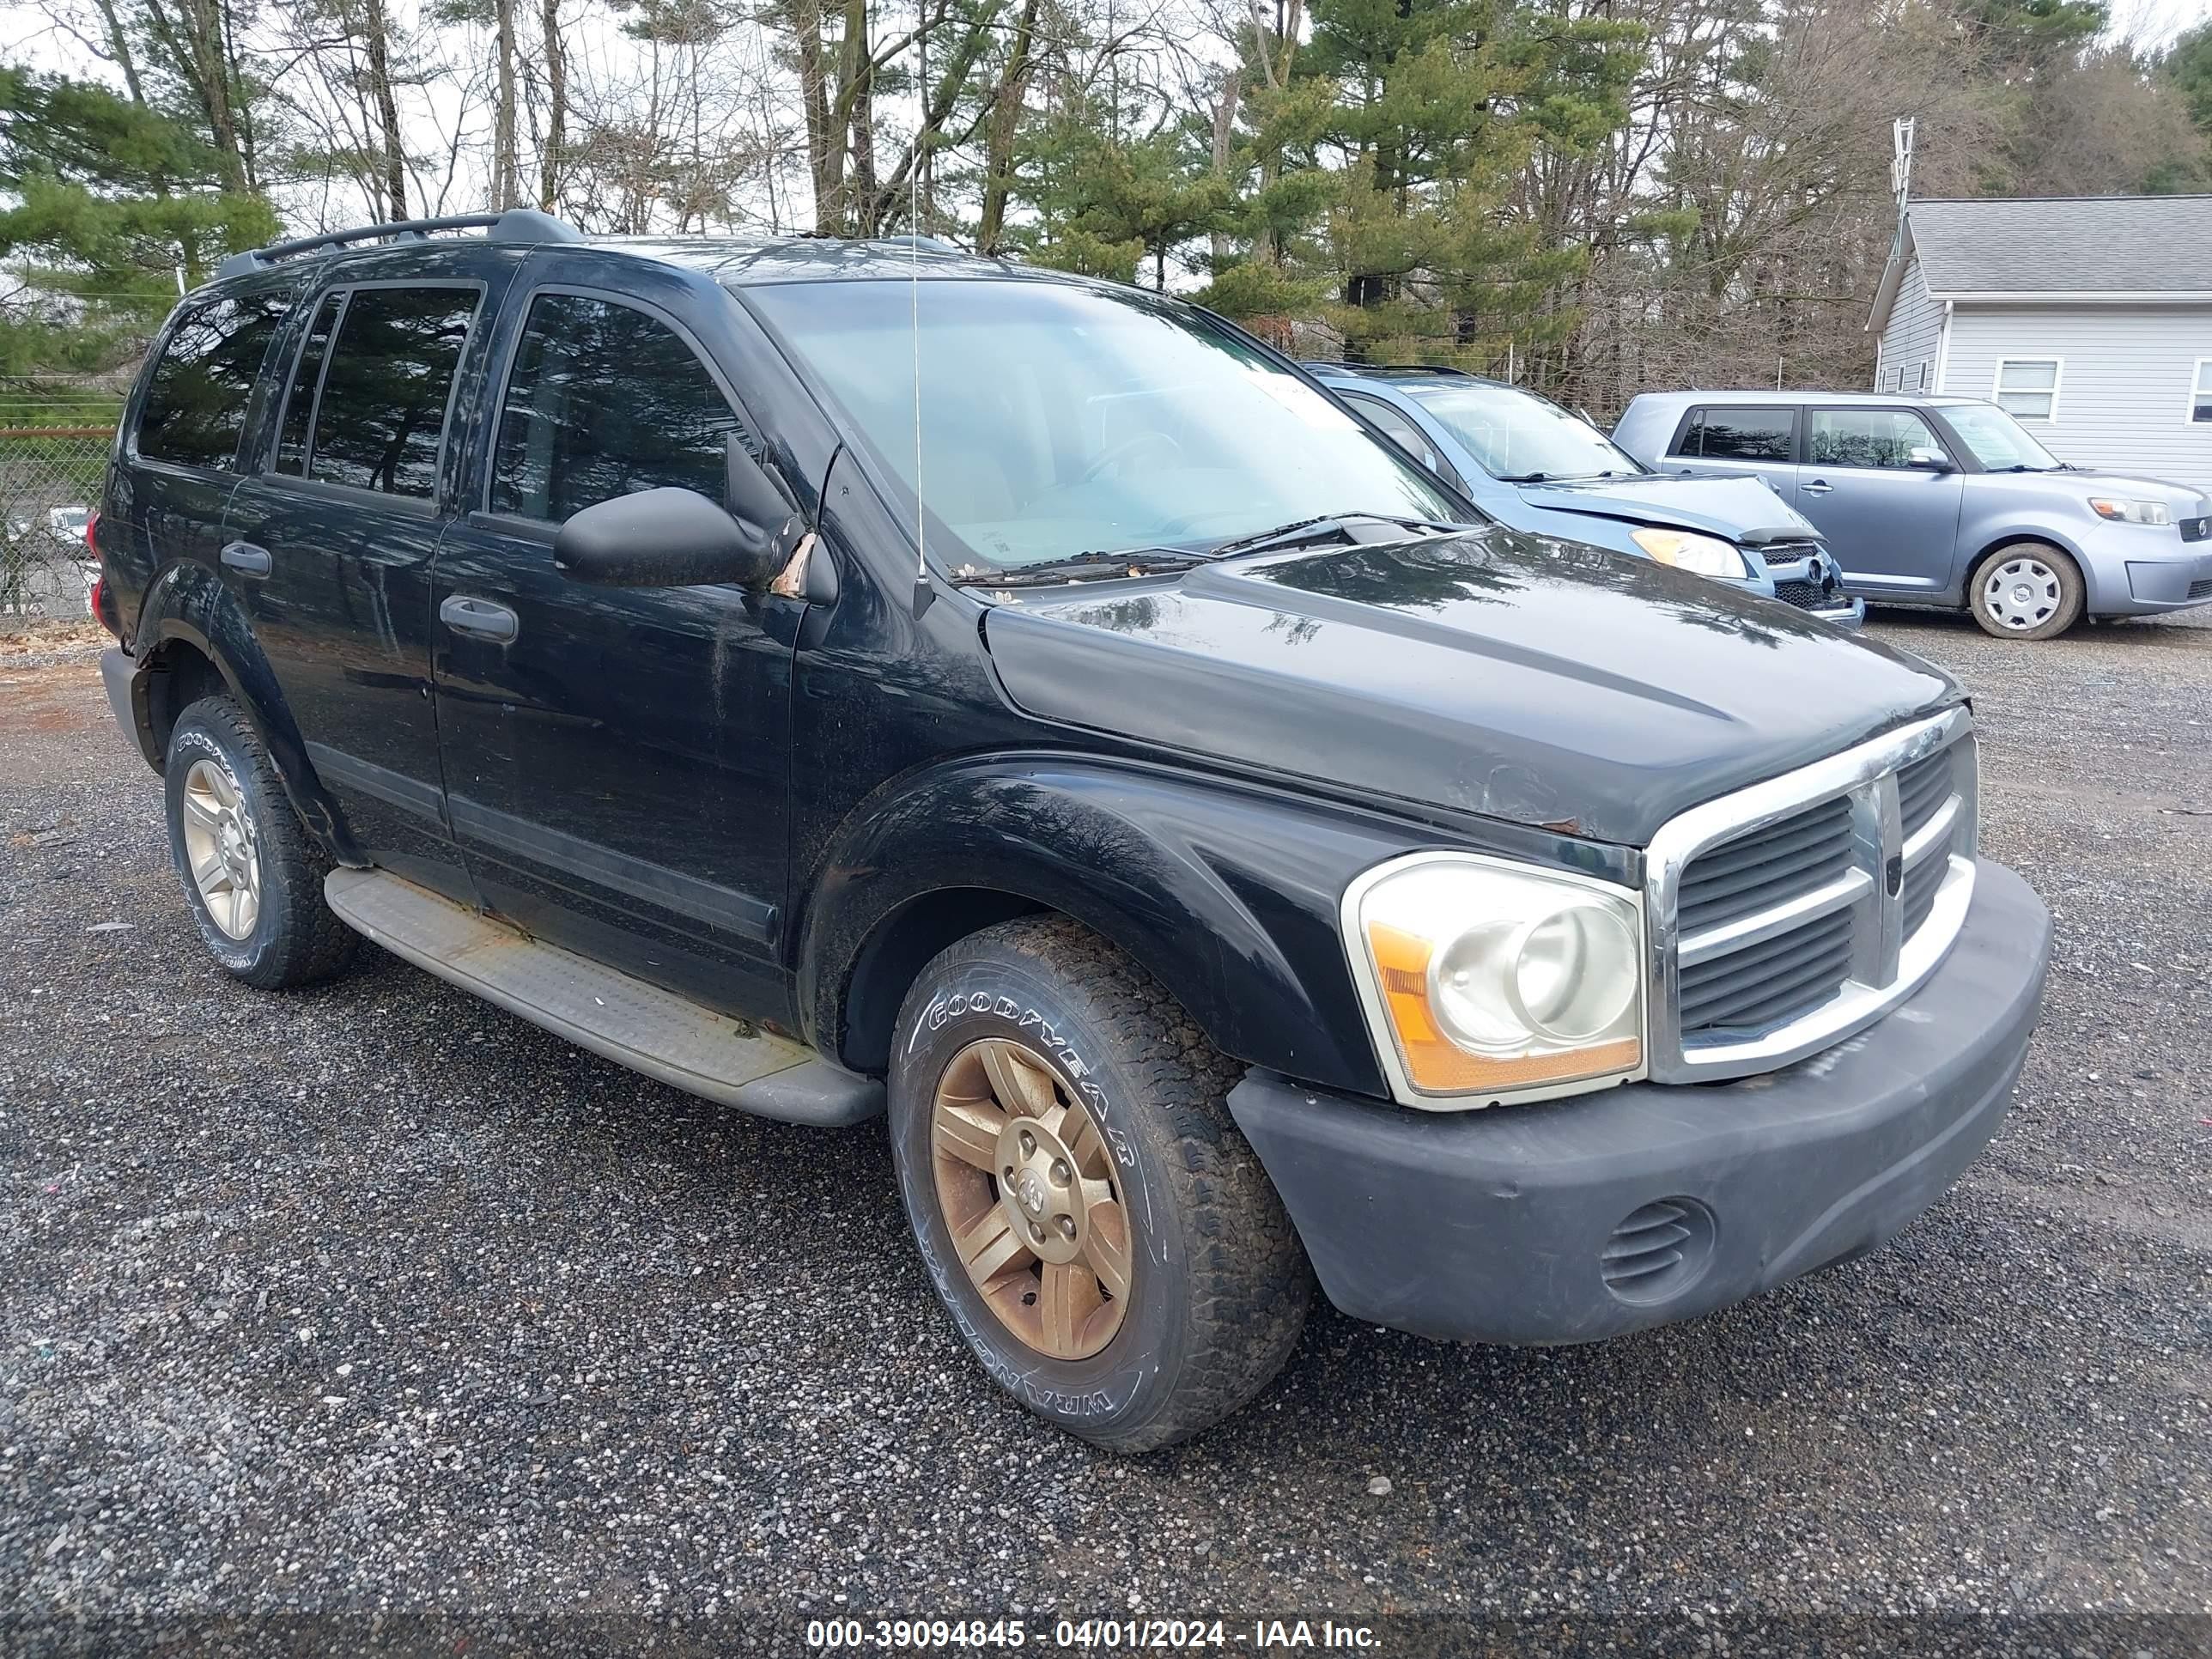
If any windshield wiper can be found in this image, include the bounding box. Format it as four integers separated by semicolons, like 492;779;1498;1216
949;548;1209;588
1208;512;1452;558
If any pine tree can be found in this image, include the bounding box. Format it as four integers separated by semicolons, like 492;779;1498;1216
0;67;278;379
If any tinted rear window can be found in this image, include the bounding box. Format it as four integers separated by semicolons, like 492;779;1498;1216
136;292;293;469
1680;406;1795;463
310;287;479;497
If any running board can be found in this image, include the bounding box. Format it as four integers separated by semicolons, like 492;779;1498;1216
325;867;882;1127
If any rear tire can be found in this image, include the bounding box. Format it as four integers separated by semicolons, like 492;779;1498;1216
163;696;357;989
888;915;1310;1452
1969;543;2083;640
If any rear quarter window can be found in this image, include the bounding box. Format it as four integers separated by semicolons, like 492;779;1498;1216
135;291;294;469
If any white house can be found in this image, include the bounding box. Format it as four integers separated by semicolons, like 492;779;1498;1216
1867;195;2212;489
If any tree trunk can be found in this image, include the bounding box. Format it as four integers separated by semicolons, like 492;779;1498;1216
975;0;1038;250
90;0;147;106
362;0;410;219
842;0;876;234
494;0;520;208
139;0;249;188
785;0;841;234
1208;70;1239;268
538;0;566;211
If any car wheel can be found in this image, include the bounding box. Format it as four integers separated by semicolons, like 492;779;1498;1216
164;695;357;989
1970;544;2084;640
888;915;1311;1452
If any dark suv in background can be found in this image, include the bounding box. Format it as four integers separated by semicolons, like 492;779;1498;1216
89;211;2051;1449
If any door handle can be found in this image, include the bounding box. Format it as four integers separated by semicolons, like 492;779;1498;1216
219;540;271;578
440;593;520;643
1802;479;1834;496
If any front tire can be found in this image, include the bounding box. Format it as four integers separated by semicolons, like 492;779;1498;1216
164;696;357;989
888;916;1310;1452
1970;543;2084;640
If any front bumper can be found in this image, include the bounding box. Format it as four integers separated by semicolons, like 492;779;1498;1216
2079;526;2212;616
1226;860;2051;1346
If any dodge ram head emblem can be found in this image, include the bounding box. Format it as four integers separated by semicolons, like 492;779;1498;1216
1014;1169;1050;1215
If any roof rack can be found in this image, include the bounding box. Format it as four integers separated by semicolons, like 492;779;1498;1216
216;208;584;282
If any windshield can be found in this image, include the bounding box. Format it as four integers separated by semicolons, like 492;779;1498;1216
1401;380;1646;482
1938;403;2061;471
748;278;1460;570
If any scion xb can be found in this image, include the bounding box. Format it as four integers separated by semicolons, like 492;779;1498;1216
89;212;2051;1449
1613;389;2212;639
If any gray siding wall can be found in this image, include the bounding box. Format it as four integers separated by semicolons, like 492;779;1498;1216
1938;303;2212;489
1875;260;1944;393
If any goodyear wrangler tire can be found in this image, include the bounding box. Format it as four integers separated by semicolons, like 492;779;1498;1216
888;915;1311;1451
164;695;357;990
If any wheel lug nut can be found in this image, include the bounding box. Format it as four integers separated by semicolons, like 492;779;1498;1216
1056;1215;1076;1240
1028;1221;1045;1243
1018;1131;1035;1157
1050;1159;1071;1185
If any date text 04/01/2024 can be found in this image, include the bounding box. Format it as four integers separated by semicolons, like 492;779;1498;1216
804;1618;1382;1650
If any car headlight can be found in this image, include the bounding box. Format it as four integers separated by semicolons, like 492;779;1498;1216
1629;527;1749;579
1342;853;1645;1106
2088;497;2171;526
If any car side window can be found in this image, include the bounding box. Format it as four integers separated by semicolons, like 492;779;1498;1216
1807;408;1943;470
1344;393;1438;470
136;291;294;470
275;292;343;476
1678;406;1795;463
490;293;745;524
309;287;480;498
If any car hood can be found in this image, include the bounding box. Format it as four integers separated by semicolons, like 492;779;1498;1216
1513;473;1817;543
982;527;1958;847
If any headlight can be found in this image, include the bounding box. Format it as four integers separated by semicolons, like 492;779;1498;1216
1629;527;1749;579
2088;497;2171;525
1342;853;1645;1106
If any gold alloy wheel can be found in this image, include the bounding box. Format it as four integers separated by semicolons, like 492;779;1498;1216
930;1037;1132;1360
179;757;262;940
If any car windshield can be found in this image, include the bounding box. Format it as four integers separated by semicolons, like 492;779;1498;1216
1938;402;2062;471
747;278;1460;571
1401;380;1647;482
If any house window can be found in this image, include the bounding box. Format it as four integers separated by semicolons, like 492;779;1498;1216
1917;361;1930;392
2191;361;2212;424
1994;358;2061;422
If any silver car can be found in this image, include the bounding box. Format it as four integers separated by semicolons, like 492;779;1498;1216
1613;390;2212;639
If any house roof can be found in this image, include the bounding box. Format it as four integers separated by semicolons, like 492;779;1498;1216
1866;196;2212;332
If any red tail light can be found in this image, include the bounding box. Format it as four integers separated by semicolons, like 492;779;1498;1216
84;508;99;556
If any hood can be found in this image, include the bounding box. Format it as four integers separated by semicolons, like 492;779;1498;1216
1993;467;2211;515
982;528;1957;846
1513;472;1818;543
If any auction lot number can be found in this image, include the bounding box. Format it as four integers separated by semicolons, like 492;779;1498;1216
805;1619;1237;1650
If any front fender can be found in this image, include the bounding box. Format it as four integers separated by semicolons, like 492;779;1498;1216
1952;507;2122;610
799;753;1617;1100
131;560;362;863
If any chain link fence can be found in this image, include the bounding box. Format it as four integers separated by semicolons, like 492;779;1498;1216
0;424;113;619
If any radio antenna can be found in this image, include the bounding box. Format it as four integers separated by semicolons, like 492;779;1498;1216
908;13;934;621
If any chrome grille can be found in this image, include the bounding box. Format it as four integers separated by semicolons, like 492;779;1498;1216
1646;710;1978;1083
1678;796;1853;935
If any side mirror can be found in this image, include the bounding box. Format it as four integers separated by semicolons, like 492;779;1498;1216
1907;446;1954;472
554;487;785;588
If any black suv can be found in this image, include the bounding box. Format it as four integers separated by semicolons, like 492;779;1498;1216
92;210;2054;1450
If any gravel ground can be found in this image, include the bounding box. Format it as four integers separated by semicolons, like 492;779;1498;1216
3;607;2209;1650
